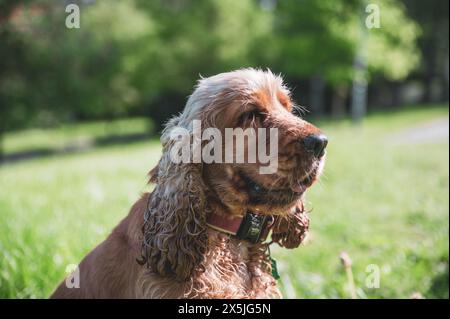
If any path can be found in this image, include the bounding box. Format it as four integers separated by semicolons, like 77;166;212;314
390;117;449;145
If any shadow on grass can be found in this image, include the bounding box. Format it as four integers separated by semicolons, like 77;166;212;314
0;132;153;165
427;261;449;299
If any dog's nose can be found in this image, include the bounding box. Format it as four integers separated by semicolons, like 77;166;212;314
302;134;328;158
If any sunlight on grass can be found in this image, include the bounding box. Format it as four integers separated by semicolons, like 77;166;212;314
3;117;153;156
0;106;448;298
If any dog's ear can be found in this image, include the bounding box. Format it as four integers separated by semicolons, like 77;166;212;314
148;165;159;183
271;203;309;249
140;118;208;281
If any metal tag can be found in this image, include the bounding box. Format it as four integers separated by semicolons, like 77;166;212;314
236;212;270;244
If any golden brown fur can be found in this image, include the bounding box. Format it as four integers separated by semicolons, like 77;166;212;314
50;69;326;299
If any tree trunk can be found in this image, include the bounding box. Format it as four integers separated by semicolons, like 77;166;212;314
442;51;449;102
391;82;402;107
309;74;325;116
351;1;368;122
331;84;349;118
0;132;3;162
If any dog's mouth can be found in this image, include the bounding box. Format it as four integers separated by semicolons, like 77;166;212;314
241;167;318;200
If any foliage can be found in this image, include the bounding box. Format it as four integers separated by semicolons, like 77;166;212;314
0;0;424;131
263;0;420;84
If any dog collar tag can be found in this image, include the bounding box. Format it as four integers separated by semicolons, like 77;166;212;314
206;211;274;244
270;257;280;280
236;212;273;244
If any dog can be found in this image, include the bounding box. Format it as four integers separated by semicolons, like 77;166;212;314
51;68;327;298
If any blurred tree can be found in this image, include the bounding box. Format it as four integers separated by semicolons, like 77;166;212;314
0;0;427;149
1;0;156;142
132;0;271;131
25;0;153;122
404;0;449;103
255;0;420;117
0;0;33;158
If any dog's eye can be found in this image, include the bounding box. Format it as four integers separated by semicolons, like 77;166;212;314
291;105;306;118
239;110;263;125
292;107;304;118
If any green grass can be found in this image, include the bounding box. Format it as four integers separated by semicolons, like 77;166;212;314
0;105;448;298
3;117;153;156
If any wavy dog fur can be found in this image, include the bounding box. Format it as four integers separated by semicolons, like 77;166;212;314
51;68;325;299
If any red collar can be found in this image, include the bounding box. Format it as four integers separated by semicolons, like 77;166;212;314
206;213;244;235
206;211;274;243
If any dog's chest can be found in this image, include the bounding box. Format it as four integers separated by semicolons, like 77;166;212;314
188;233;278;298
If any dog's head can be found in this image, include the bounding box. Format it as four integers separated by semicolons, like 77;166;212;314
191;69;328;215
142;69;327;280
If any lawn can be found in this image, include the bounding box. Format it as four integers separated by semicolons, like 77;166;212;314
0;105;448;298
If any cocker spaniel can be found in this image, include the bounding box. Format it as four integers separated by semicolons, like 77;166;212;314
51;68;327;299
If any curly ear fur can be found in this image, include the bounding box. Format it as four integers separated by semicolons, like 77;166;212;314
271;203;310;249
140;117;208;281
